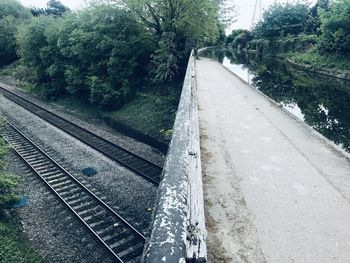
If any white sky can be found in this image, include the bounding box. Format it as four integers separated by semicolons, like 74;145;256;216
20;0;317;30
19;0;87;10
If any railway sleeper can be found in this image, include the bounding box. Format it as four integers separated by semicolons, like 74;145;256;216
107;233;136;249
96;223;124;237
85;211;108;225
103;228;131;244
89;220;107;230
116;154;136;163
111;235;141;253
25;155;47;162
41;171;66;181
78;206;100;218
19;150;39;158
28;159;51;166
50;180;74;189
119;242;145;262
35;166;58;174
72;201;95;212
47;177;69;185
56;186;81;196
66;194;90;205
17;146;39;154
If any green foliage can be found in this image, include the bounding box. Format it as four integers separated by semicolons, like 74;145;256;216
291;49;350;71
253;3;309;39
123;0;222;82
16;15;65;98
107;90;180;142
0;175;20;210
0;16;17;64
149;32;179;82
305;0;330;34
31;0;70;17
0;0;30;20
0;138;19;211
0;221;43;262
318;0;350;55
0;0;30;65
249;34;317;56
16;4;154;108
226;29;252;49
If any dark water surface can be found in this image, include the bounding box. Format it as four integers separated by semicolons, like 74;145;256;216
201;49;350;153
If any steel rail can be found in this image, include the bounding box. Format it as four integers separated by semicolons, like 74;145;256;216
0;118;146;263
0;86;163;185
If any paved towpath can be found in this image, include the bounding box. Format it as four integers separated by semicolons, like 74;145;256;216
196;57;350;263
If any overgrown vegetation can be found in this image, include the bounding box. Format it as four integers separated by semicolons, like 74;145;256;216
16;5;155;107
0;219;43;263
1;0;224;108
226;0;350;72
0;138;19;213
0;127;42;262
291;49;350;71
0;0;30;66
0;0;225;141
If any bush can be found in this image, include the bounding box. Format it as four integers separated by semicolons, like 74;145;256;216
0;138;19;213
253;3;310;39
318;0;350;55
16;4;155;108
0;0;30;65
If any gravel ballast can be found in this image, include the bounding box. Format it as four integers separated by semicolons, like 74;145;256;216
6;152;116;263
0;82;165;166
0;91;161;262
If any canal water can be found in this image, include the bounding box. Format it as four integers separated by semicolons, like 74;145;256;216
201;49;350;153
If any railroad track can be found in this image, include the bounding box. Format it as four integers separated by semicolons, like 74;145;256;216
0;86;163;186
0;119;146;263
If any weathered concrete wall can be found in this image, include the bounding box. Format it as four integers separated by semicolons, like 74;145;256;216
142;52;207;263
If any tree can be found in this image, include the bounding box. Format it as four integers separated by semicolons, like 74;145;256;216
0;0;30;64
0;0;30;20
253;3;310;39
16;16;57;90
318;0;350;55
226;29;252;49
119;0;222;82
17;4;154;107
31;0;70;17
305;0;330;34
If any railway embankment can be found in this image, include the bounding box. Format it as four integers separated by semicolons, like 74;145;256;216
0;84;163;261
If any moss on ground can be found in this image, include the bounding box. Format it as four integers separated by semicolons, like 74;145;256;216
106;91;179;142
0;137;42;263
0;218;43;263
54;90;179;143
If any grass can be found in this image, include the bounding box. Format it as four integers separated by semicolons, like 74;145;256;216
0;138;42;263
0;218;43;263
54;90;180;143
106;91;179;142
290;50;350;71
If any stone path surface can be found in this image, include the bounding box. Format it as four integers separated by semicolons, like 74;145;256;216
196;57;350;263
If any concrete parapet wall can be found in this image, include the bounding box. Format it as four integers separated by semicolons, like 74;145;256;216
142;52;207;263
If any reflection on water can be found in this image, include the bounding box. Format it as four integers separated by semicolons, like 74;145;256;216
200;49;350;153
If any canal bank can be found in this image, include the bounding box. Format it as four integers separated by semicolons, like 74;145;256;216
196;57;350;262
